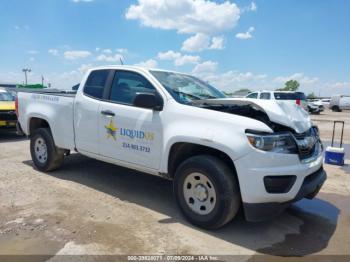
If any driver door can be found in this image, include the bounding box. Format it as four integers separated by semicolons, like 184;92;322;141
98;70;163;170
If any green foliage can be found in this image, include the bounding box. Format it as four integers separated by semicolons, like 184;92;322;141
276;80;300;91
235;88;252;93
17;84;47;89
307;92;316;99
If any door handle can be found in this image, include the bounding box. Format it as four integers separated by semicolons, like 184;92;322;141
101;110;115;117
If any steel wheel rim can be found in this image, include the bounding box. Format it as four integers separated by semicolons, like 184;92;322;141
34;137;48;164
183;172;216;215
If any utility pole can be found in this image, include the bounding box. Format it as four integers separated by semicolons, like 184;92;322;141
41;75;44;87
22;68;31;85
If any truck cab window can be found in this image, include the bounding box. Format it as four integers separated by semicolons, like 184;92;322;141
83;70;109;99
109;71;156;105
260;93;271;100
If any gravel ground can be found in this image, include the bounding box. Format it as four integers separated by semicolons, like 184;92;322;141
0;109;349;260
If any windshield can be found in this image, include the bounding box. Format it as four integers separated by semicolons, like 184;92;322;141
0;91;15;101
150;71;226;104
274;92;306;100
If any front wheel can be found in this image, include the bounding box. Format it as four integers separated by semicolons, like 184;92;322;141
30;128;65;172
174;155;241;229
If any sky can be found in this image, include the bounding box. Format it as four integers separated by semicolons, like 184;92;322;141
0;0;349;96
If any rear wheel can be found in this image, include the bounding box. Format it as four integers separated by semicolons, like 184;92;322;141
174;155;241;229
332;106;341;112
30;128;65;172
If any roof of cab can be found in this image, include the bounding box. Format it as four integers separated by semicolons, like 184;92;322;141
87;65;187;76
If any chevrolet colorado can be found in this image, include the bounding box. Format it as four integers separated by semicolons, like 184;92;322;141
16;66;326;229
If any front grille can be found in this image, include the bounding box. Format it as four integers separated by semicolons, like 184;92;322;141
0;110;17;121
293;127;319;160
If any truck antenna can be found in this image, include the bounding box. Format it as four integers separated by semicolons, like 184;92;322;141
119;57;124;65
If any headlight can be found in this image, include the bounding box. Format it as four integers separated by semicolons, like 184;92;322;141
246;132;297;154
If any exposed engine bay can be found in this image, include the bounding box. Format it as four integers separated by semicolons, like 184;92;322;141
193;99;295;133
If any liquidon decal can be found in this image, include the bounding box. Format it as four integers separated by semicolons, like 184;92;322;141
104;118;155;153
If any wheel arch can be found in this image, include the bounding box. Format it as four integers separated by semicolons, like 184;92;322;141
28;117;51;136
167;142;239;182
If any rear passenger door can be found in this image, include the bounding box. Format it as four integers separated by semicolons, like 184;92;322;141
98;70;163;170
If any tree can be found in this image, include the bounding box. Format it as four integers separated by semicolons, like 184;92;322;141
307;92;316;99
276;80;300;91
235;88;252;93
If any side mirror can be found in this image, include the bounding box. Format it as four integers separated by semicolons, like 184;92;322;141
133;93;163;111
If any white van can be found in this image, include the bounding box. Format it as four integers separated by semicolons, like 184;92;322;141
329;95;350;112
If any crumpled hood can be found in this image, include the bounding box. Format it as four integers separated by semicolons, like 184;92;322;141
194;98;312;134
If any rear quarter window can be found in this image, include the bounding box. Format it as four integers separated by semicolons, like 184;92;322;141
274;92;306;100
83;70;110;99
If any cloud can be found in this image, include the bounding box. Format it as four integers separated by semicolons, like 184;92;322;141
236;27;255;40
78;64;93;74
134;59;158;68
273;73;319;85
64;50;92;60
192;61;218;75
116;48;128;54
29;57;35;62
48;49;59;56
330;82;350;89
126;0;240;35
210;36;225;50
96;53;123;63
190;63;268;92
199;70;268;92
181;34;225;52
157;50;200;66
102;49;112;54
250;2;258;11
182;33;210;52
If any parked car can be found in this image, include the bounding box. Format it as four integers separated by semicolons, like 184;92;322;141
321;98;331;107
0;87;17;129
307;102;321;114
329;95;350;112
307;99;324;113
16;66;326;229
246;91;308;112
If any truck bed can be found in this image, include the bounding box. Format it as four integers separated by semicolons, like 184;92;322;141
17;90;76;150
13;88;77;97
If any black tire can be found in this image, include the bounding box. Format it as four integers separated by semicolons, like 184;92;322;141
30;128;65;172
174;155;241;229
332;106;341;112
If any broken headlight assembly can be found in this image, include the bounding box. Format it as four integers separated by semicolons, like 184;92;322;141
246;131;298;154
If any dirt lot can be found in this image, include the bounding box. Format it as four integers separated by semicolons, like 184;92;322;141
0;109;349;260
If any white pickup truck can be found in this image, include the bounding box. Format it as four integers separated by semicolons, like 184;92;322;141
16;66;326;229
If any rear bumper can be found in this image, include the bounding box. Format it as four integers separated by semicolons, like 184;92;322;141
243;167;327;221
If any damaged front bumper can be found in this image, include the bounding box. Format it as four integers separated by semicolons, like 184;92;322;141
243;167;327;221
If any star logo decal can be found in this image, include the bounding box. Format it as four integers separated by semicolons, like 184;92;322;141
105;119;118;140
